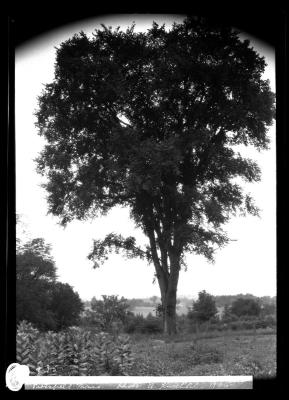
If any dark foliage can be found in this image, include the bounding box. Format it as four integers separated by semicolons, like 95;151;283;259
35;16;275;333
124;312;163;334
16;238;58;330
230;297;262;317
50;282;84;330
90;295;131;332
188;290;218;323
16;236;83;331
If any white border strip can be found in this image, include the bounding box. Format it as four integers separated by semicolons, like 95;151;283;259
24;375;253;390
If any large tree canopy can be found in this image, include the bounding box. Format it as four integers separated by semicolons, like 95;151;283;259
16;238;57;282
35;16;275;334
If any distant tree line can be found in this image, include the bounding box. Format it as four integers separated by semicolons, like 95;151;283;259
121;293;276;312
212;294;276;308
78;290;276;335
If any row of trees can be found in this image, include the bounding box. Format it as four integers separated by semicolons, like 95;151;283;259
188;290;272;322
79;291;276;335
16;236;83;331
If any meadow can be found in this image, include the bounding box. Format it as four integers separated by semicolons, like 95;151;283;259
17;321;276;378
129;329;276;377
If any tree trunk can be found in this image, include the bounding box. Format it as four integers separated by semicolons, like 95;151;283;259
163;289;178;335
159;254;180;336
146;224;181;335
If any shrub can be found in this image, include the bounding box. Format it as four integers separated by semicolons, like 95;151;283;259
242;320;256;330
188;291;218;323
88;295;131;333
222;312;239;323
49;282;84;331
16;237;83;332
231;298;261;318
141;315;162;334
229;321;243;331
16;321;41;375
263;315;276;327
183;314;276;333
124;314;146;334
123;313;163;334
255;319;267;329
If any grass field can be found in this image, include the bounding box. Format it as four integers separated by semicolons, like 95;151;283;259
128;329;276;378
16;321;276;377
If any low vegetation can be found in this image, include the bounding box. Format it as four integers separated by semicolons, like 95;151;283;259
17;320;276;378
16;291;276;378
130;330;276;377
16;321;134;376
16;222;276;378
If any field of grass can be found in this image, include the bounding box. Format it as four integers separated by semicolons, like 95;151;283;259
129;329;276;378
17;321;276;378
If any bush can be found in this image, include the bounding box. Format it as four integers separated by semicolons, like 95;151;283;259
222;312;239;323
229;321;244;331
188;291;218;323
227;317;276;331
123;313;163;334
16;237;83;332
263;315;276;327
88;295;131;333
49;282;84;331
141;315;162;334
242;320;256;330
124;314;146;334
183;313;276;333
16;321;135;376
255;319;267;329
231;298;261;318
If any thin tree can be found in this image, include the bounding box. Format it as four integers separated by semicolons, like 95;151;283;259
35;17;275;334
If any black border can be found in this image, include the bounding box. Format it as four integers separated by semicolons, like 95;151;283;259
3;7;287;395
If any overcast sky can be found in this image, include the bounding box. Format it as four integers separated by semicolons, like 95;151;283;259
15;14;276;301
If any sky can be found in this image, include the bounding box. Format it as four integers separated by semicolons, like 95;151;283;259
15;14;276;301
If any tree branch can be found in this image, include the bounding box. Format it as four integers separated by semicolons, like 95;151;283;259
87;233;151;267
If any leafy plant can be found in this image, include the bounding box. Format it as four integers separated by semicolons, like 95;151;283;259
16;321;135;376
89;295;131;333
230;298;262;318
188;290;218;323
16;229;83;332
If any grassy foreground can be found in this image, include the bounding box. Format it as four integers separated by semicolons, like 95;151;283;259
129;329;276;378
16;321;276;378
